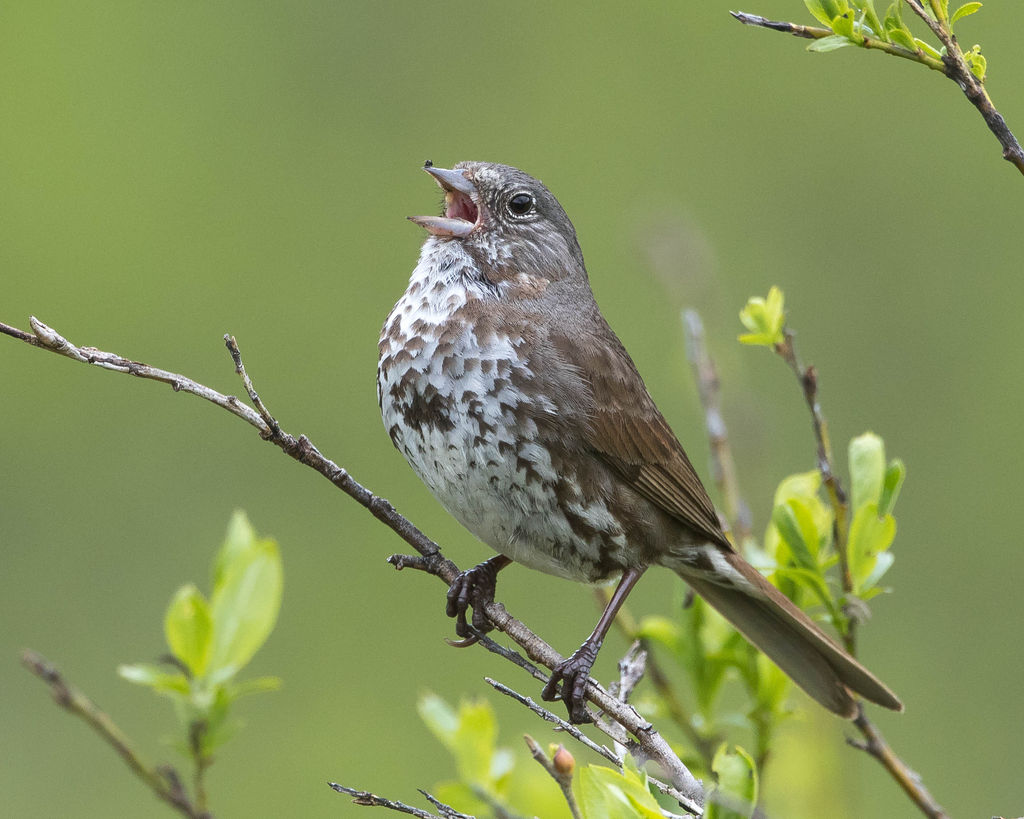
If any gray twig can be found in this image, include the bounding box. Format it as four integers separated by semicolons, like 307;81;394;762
327;784;443;818
21;650;209;818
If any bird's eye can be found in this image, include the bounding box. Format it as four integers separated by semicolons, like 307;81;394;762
508;192;534;216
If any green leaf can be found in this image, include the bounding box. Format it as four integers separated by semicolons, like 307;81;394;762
808;34;857;52
227;676;282;698
888;28;918;50
804;0;833;26
417;692;459;743
849;432;885;513
914;38;943;60
848;503;896;592
879;458;905;516
738;286;786;347
207;516;282;678
774;566;837;613
418;695;498;785
860;549;895;591
860;0;886;38
577;763;664;819
831;11;855;38
964;44;987;80
950;2;982;26
213;509;258;588
117;663;189;694
707;745;759;819
164;583;213;677
771;499;822;571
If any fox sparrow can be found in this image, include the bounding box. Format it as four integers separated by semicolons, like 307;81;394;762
377;161;902;723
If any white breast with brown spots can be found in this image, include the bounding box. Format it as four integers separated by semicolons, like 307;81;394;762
377;237;627;582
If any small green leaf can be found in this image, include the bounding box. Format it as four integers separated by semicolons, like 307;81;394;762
849;432;885;513
417;692;459;743
808;34;857;52
878;458;906;516
707;745;759;819
848;503;896;592
771;499;822;571
860;550;895;591
228;676;282;698
164;583;213;677
860;0;886;38
888;28;918;50
213;510;257;588
914;38;943;60
208;518;283;678
117;663;189;694
418;695;498;785
577;763;664;819
831;11;855;38
804;0;835;26
964;44;987;80
738;286;786;347
950;2;982;26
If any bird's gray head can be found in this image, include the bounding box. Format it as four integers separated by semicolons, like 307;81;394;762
409;161;586;286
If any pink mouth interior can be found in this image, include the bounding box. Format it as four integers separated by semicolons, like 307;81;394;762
446;191;478;224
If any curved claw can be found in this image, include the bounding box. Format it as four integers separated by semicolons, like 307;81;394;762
541;647;599;724
445;555;512;643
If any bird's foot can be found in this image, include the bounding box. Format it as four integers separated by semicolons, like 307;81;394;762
542;642;600;724
446;555;511;643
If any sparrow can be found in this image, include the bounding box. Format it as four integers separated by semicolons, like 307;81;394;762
376;160;902;723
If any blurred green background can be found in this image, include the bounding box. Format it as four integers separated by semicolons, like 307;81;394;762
3;3;1021;817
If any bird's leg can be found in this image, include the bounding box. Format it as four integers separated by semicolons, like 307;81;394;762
446;554;513;641
542;566;645;724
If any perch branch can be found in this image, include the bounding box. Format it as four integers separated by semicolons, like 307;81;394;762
1;317;703;811
21;649;209;819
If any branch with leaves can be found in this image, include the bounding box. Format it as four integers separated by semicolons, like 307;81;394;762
732;1;1024;175
1;316;704;815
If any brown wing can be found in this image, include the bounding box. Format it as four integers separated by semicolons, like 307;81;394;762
550;321;732;550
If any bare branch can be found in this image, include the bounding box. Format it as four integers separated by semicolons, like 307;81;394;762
485;678;620;766
849;705;949;819
21;649;209;819
683;310;752;542
327;784;443;818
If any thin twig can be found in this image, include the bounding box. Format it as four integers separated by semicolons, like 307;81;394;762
484;678;620;766
683;309;752;542
849;705;949;819
902;0;1024;174
484;677;697;814
1;317;704;810
730;11;944;70
522;736;581;819
21;649;209;819
774;330;857;651
327;784;443;818
730;7;1024;176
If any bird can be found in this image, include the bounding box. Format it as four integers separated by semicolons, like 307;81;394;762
376;160;902;723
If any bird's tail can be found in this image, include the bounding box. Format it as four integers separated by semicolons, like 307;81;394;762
675;550;902;718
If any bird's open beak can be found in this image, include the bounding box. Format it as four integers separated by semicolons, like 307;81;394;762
408;164;480;237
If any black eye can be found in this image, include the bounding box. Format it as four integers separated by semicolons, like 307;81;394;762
508;192;534;216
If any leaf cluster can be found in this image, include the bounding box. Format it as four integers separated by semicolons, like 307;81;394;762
119;510;283;759
804;0;986;79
